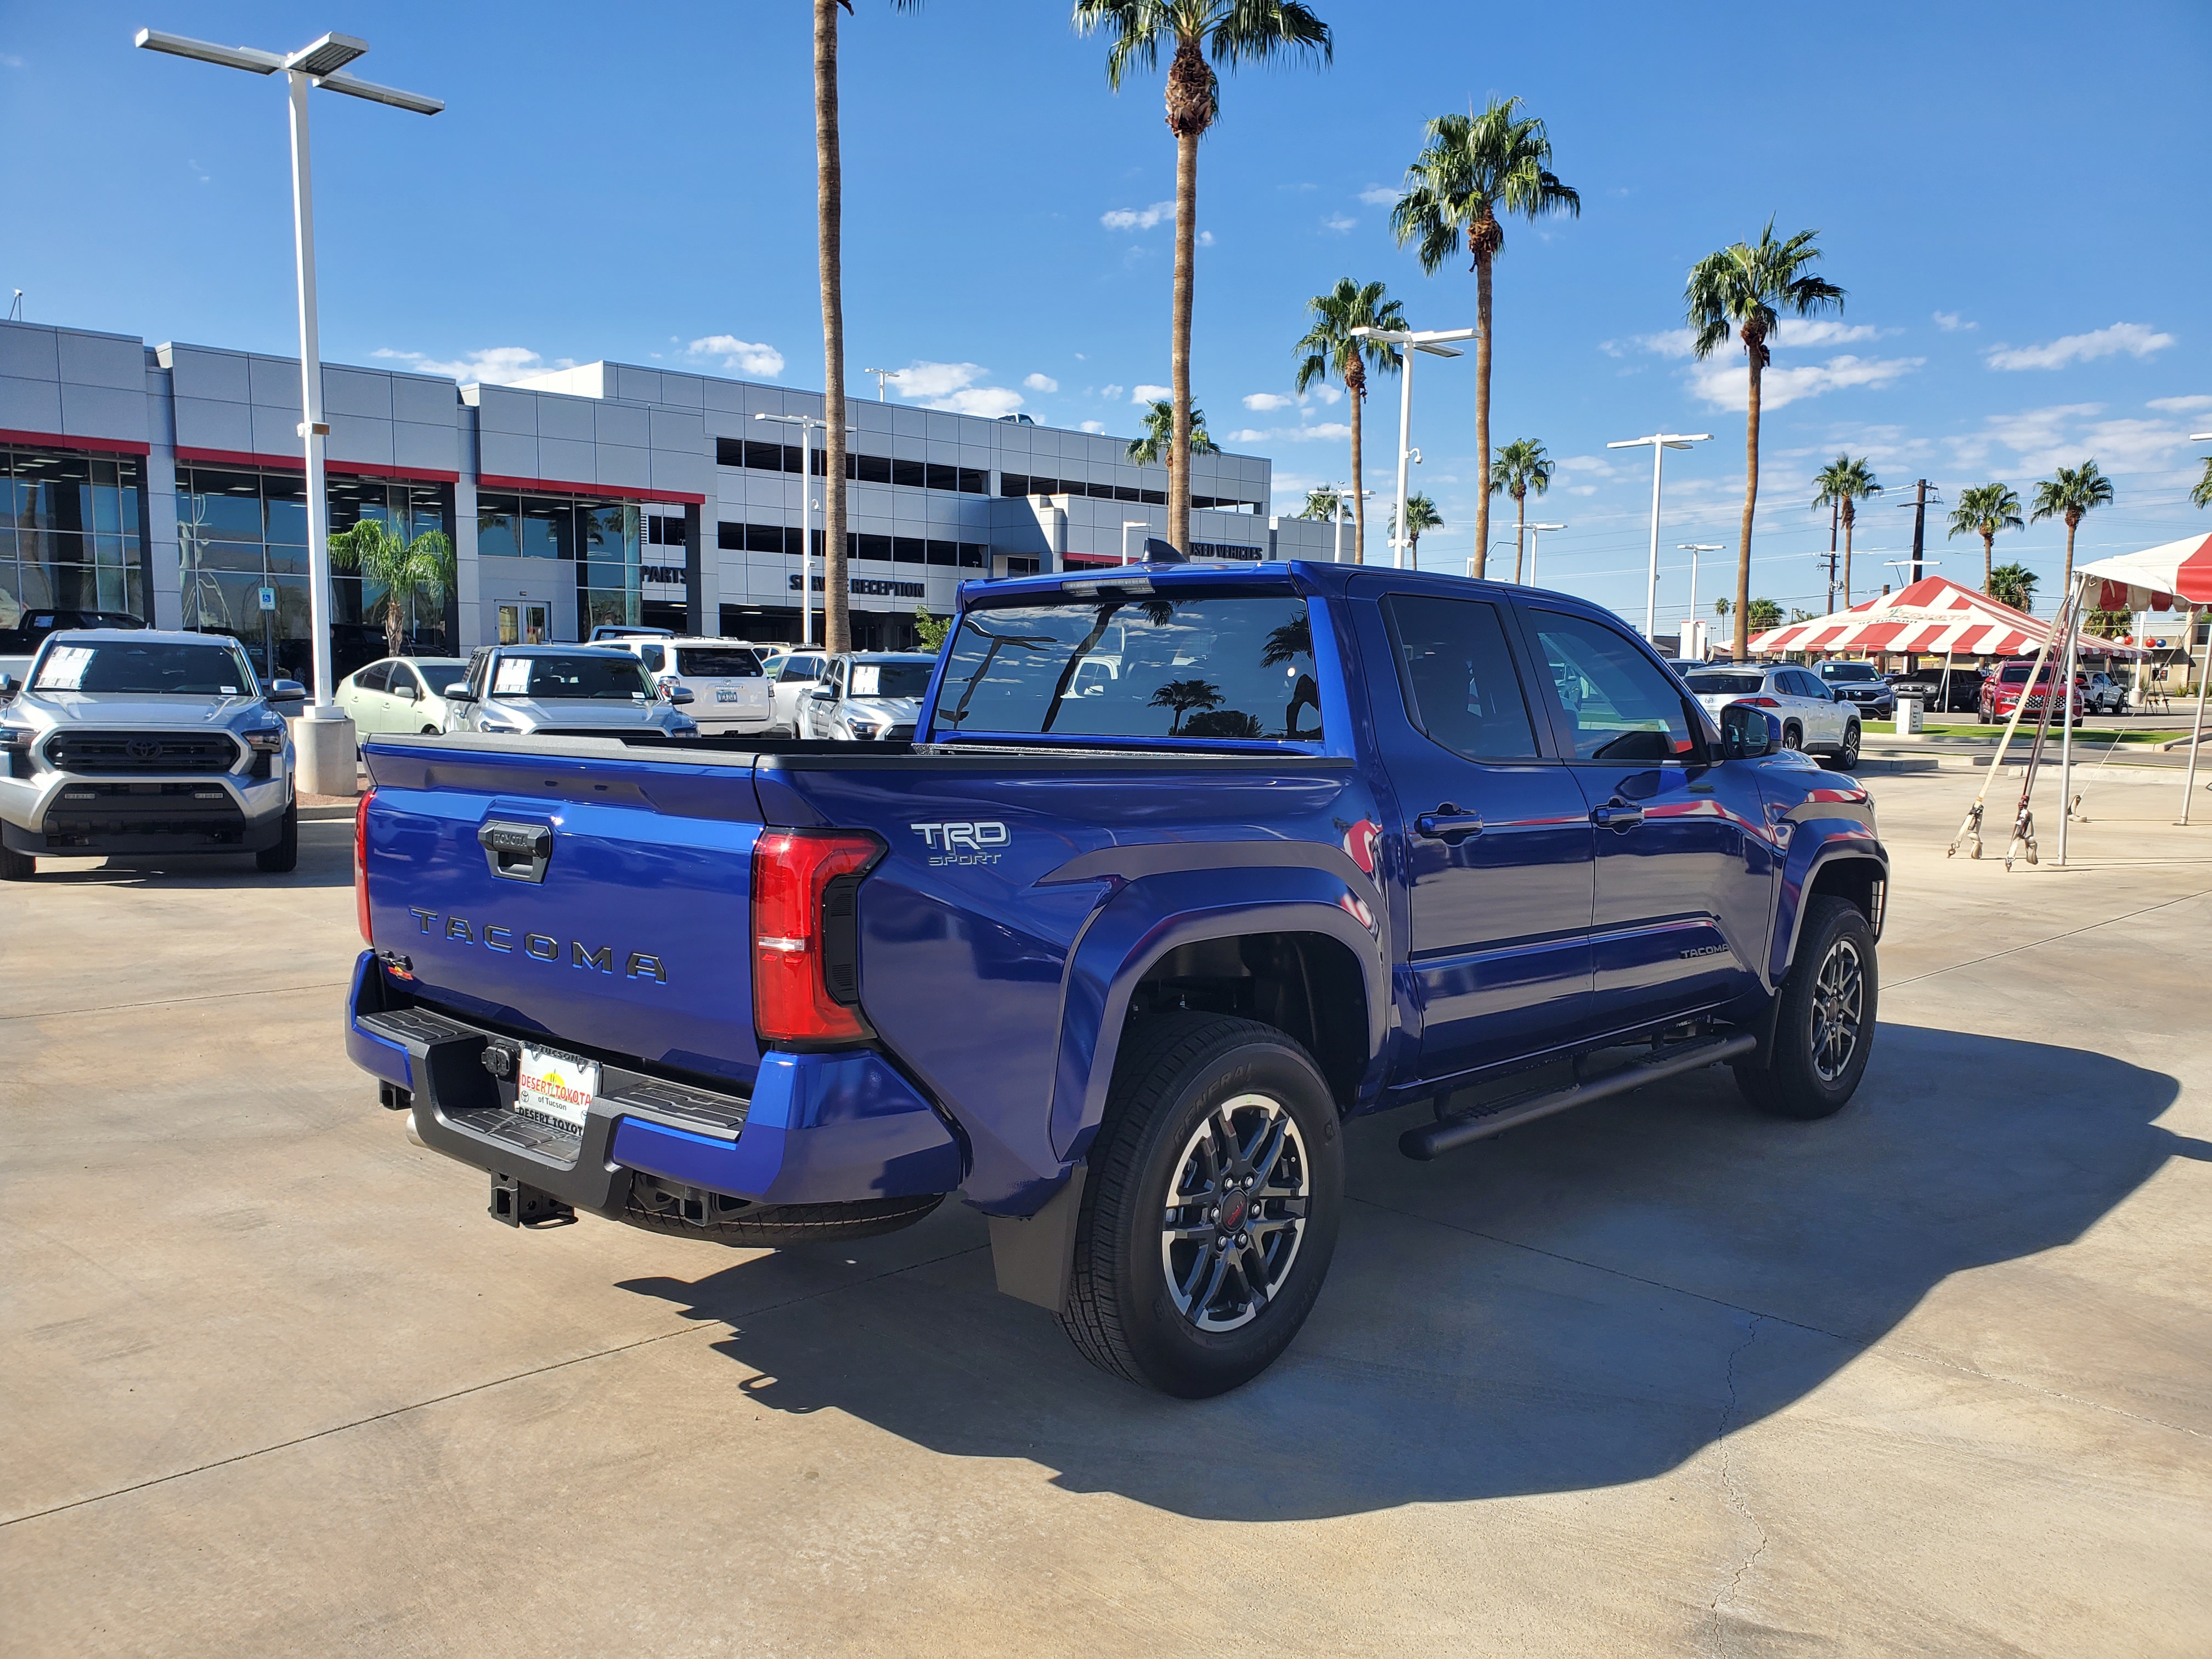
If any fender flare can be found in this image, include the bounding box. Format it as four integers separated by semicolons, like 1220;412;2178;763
1043;861;1387;1163
1770;827;1888;985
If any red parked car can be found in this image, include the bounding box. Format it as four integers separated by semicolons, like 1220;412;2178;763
1979;659;2084;725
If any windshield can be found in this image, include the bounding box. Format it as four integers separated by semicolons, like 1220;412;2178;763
675;647;761;678
1998;663;2056;684
33;639;255;696
1685;671;1766;696
491;653;651;701
848;661;933;699
1821;663;1878;680
938;592;1323;742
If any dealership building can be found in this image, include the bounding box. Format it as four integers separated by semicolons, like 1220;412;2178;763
0;317;1340;674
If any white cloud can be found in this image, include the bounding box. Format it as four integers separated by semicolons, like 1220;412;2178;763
1770;319;1885;349
0;53;24;70
1023;373;1058;393
1199;230;1215;247
1632;328;1698;359
1079;420;1107;435
1226;422;1351;445
1688;353;1925;411
1243;392;1297;411
686;335;786;377
2147;394;2212;413
1555;454;1617;478
1226;428;1269;444
1322;214;1356;234
373;346;552;384
1985;322;2175;372
1933;311;1976;332
1307;383;1342;405
1098;383;1123;403
1132;383;1171;404
1357;183;1396;206
889;360;1024;419
1102;201;1173;232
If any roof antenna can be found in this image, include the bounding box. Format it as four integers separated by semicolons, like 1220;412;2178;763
1142;537;1187;564
7;291;21;321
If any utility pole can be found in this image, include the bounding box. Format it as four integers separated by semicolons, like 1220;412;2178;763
1910;479;1929;584
1826;495;1841;612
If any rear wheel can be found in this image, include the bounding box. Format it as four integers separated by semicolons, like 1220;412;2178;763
1059;1013;1343;1397
0;845;33;881
1822;721;1862;770
1782;721;1803;751
1735;896;1876;1121
255;802;298;873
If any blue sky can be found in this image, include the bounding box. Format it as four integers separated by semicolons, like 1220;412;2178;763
7;1;2208;629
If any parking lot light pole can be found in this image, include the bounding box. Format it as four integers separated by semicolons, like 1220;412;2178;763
1523;521;1565;586
1121;520;1149;566
1351;325;1474;571
1608;432;1711;639
1678;544;1723;633
136;30;441;724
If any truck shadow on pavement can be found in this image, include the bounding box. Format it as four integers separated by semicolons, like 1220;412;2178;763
618;1023;2200;1521
20;820;356;890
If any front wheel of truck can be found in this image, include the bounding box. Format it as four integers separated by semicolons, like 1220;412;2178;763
1735;896;1877;1121
1058;1013;1343;1398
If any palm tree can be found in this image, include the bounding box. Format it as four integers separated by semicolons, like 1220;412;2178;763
1810;455;1880;607
1390;98;1579;577
2029;460;2115;603
1389;493;1442;565
2193;455;2212;510
1148;676;1222;734
1686;222;1846;660
1074;1;1332;554
1296;487;1339;522
1946;482;2025;595
328;519;455;658
1292;278;1403;564
812;0;924;654
1713;596;1733;651
1127;399;1217;467
1744;597;1784;635
1987;563;2039;614
1488;438;1553;582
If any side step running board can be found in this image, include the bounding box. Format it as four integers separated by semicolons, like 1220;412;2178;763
1400;1031;1759;1161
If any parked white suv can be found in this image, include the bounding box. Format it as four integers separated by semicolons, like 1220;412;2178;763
761;650;828;737
608;636;772;736
0;629;302;879
1684;662;1862;770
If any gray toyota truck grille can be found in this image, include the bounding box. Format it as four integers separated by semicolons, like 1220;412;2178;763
46;731;241;774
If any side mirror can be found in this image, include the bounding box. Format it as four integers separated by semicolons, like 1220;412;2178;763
447;686;478;704
400;683;421;702
0;673;15;699
437;682;467;698
668;686;695;706
266;679;307;703
811;686;838;701
1720;701;1779;760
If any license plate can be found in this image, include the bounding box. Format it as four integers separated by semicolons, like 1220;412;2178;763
715;687;747;703
517;1045;597;1130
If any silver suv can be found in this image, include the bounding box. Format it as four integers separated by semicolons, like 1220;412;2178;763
442;644;699;739
0;629;302;879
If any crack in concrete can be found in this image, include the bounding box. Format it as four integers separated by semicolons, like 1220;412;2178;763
1707;1315;1769;1649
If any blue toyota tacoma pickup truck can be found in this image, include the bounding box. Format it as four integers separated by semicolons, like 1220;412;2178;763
347;553;1884;1396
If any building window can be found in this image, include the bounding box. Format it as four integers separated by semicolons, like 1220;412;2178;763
0;447;146;629
855;533;892;562
959;467;990;495
892;536;925;564
717;521;744;551
477;493;521;557
647;515;687;547
959;543;986;568
1000;473;1028;497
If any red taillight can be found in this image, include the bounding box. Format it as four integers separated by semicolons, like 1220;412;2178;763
355;789;375;944
1744;696;1781;708
752;830;881;1045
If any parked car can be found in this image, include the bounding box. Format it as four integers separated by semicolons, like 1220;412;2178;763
761;650;827;737
336;656;472;740
347;556;1888;1397
1979;659;2083;726
607;637;773;736
2076;670;2129;715
0;608;144;654
442;645;699;740
1682;663;1862;769
587;624;675;644
797;652;935;741
1887;666;1985;715
0;628;302;879
1814;659;1897;720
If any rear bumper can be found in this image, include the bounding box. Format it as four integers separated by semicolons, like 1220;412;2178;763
343;952;962;1216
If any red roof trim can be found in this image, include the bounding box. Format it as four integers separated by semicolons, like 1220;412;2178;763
174;445;460;484
0;427;151;457
476;471;704;506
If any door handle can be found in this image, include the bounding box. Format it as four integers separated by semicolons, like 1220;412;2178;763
1414;804;1485;843
1592;802;1644;832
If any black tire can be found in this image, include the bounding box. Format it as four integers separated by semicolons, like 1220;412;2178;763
255;802;298;873
1822;721;1861;771
1782;721;1803;751
0;844;33;881
1735;896;1877;1121
1058;1012;1344;1397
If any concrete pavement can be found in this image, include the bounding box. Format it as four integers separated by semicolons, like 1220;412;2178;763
3;769;2209;1655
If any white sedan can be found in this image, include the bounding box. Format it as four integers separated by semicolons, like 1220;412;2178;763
336;656;471;738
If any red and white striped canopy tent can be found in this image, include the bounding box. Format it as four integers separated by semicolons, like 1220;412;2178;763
1743;574;2148;659
2076;532;2212;613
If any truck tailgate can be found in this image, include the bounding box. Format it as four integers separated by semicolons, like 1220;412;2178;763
361;739;766;1085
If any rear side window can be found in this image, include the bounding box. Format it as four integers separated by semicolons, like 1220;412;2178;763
1527;611;1697;763
1381;594;1538;759
779;654;823;682
678;648;762;678
938;592;1323;741
356;661;391;693
636;644;665;673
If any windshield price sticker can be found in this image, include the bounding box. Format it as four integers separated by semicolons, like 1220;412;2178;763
34;646;93;690
516;1046;597;1131
493;658;534;695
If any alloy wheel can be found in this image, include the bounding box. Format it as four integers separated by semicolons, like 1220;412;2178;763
1810;936;1865;1083
1159;1094;1311;1332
